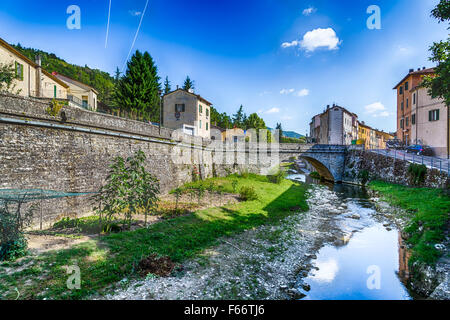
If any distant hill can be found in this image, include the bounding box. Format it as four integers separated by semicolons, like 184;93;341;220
11;43;115;105
268;127;304;139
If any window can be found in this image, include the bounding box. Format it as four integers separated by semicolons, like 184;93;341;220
401;102;404;111
412;114;416;125
206;108;209;117
413;93;416;105
429;109;440;121
206;122;209;130
175;104;185;112
406;98;409;108
399;86;403;95
406;117;409;127
199;120;202;129
405;82;409;91
400;119;404;129
15;61;23;81
199;104;203;114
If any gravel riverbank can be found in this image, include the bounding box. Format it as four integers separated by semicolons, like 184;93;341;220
103;185;348;300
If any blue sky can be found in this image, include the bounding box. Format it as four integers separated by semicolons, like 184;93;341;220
0;0;448;134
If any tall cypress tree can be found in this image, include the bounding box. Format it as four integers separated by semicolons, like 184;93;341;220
164;76;171;94
183;76;194;91
114;50;161;121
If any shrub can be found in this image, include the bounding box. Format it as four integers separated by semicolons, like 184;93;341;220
268;170;285;184
358;169;370;185
0;201;37;261
239;186;258;201
408;163;427;186
231;180;238;193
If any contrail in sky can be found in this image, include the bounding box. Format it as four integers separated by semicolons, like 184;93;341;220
122;0;150;72
105;0;112;48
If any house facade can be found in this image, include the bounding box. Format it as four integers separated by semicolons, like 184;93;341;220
410;85;449;158
393;67;435;146
163;88;212;139
52;72;98;111
0;37;68;99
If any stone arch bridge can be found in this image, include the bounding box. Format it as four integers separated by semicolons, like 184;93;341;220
278;144;359;182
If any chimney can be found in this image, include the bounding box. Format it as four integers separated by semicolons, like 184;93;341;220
409;68;414;73
35;55;42;97
176;85;179;89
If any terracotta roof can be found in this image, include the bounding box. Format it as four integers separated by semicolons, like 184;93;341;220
0;37;69;89
393;68;434;89
163;88;213;106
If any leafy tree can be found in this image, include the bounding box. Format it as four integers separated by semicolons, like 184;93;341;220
114;50;162;121
422;0;450;106
0;62;21;95
183;76;195;91
164;76;171;94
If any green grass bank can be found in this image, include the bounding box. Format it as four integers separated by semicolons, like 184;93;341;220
0;174;308;300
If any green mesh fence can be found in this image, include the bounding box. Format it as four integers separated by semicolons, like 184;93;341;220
0;189;95;203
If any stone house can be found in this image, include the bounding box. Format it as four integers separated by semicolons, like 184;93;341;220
52;72;98;111
0;37;68;99
163;88;212;139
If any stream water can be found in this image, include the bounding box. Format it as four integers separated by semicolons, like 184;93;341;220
287;172;414;300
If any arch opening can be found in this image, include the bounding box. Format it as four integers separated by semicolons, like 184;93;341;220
300;156;335;182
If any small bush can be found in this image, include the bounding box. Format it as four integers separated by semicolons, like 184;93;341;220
268;170;285;184
358;169;370;185
408;163;427;185
0;235;27;261
239;186;258;201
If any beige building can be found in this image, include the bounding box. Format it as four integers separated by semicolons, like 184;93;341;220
0;37;68;99
410;85;449;158
163;88;212;139
52;73;98;111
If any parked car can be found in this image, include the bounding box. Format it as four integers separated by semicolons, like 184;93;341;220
405;144;434;156
386;138;404;150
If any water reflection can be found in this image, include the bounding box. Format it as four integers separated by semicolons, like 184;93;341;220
287;171;414;300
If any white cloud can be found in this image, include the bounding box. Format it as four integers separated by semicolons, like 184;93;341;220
280;88;295;95
295;89;309;97
281;115;293;120
364;102;390;117
302;6;317;16
259;91;271;96
310;259;339;283
281;28;341;53
300;28;341;52
281;41;299;48
264;107;280;114
129;10;142;16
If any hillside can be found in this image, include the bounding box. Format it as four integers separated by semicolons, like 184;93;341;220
11;43;115;105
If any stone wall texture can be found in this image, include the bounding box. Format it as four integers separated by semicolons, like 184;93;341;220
343;150;450;188
0;94;269;228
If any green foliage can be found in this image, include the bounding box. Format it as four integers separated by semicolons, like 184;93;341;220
231;179;238;193
0;62;21;94
422;0;450;106
232;105;247;129
12;43;115;105
408;163;427;186
239;186;258;201
183;76;194;91
45;99;67;117
163;76;171;94
92;150;160;231
309;171;321;179
170;188;183;209
358;169;370;185
267;169;286;184
0;201;37;261
369;181;450;265
114;50;161;122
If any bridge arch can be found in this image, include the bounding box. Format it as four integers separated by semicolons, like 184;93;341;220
300;156;335;182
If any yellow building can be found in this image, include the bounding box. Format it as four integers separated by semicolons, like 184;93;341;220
0;37;68;99
358;121;372;150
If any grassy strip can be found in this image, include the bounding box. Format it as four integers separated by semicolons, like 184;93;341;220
369;181;450;265
0;174;308;300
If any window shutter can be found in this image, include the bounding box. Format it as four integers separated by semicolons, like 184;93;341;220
436;109;440;121
429;111;432;121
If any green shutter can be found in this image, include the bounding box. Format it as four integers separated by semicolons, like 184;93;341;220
436;110;440;121
20;64;23;80
54;85;57;98
429;111;432;121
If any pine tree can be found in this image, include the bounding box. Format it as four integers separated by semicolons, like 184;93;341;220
114;67;121;84
183;76;194;91
114;50;161;121
164;76;171;94
232;105;245;128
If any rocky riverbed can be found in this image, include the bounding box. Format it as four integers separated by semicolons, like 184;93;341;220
102;185;348;300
